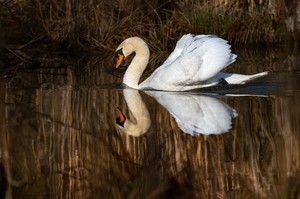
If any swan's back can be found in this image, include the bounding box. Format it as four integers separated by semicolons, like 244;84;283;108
140;34;237;91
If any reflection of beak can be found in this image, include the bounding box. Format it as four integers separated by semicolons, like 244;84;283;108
116;107;126;127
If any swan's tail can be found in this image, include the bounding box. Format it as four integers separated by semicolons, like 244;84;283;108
219;71;268;84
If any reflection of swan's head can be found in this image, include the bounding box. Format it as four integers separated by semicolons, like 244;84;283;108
115;37;149;68
116;107;126;127
115;107;151;137
115;89;151;137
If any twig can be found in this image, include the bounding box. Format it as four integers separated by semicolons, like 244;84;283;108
5;48;32;62
17;34;47;50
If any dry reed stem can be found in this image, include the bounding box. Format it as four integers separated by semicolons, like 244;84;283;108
0;0;293;81
1;0;286;51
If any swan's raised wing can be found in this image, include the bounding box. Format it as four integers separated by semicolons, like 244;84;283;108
158;34;194;69
140;34;237;91
145;91;237;135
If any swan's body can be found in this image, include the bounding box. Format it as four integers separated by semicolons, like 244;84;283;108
115;34;268;91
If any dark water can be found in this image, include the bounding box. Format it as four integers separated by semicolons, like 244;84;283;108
0;48;300;198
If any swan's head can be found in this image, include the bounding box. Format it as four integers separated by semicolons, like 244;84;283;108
115;37;149;68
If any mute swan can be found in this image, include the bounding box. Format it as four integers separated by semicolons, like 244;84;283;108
116;89;237;136
115;34;268;91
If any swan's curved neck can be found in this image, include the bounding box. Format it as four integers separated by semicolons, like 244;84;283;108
122;89;151;136
123;41;150;89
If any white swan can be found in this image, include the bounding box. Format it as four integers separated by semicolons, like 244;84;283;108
115;34;268;91
116;89;237;136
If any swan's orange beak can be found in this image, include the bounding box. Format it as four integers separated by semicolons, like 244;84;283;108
116;107;126;127
115;48;125;68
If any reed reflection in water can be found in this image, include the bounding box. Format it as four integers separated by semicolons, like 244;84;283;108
0;49;300;198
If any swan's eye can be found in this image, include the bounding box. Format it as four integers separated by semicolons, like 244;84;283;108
116;108;126;127
115;48;125;68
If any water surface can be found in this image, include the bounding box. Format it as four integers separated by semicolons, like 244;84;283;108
0;48;300;198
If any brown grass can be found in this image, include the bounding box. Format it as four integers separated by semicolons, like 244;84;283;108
0;1;287;48
0;0;293;77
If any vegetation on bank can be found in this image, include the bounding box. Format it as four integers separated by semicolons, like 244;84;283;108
0;0;294;70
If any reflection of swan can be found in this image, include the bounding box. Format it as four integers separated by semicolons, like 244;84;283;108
115;34;267;91
116;89;151;137
116;89;237;136
146;91;237;135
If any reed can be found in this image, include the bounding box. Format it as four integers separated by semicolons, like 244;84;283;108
186;8;282;45
0;0;296;81
0;0;289;55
